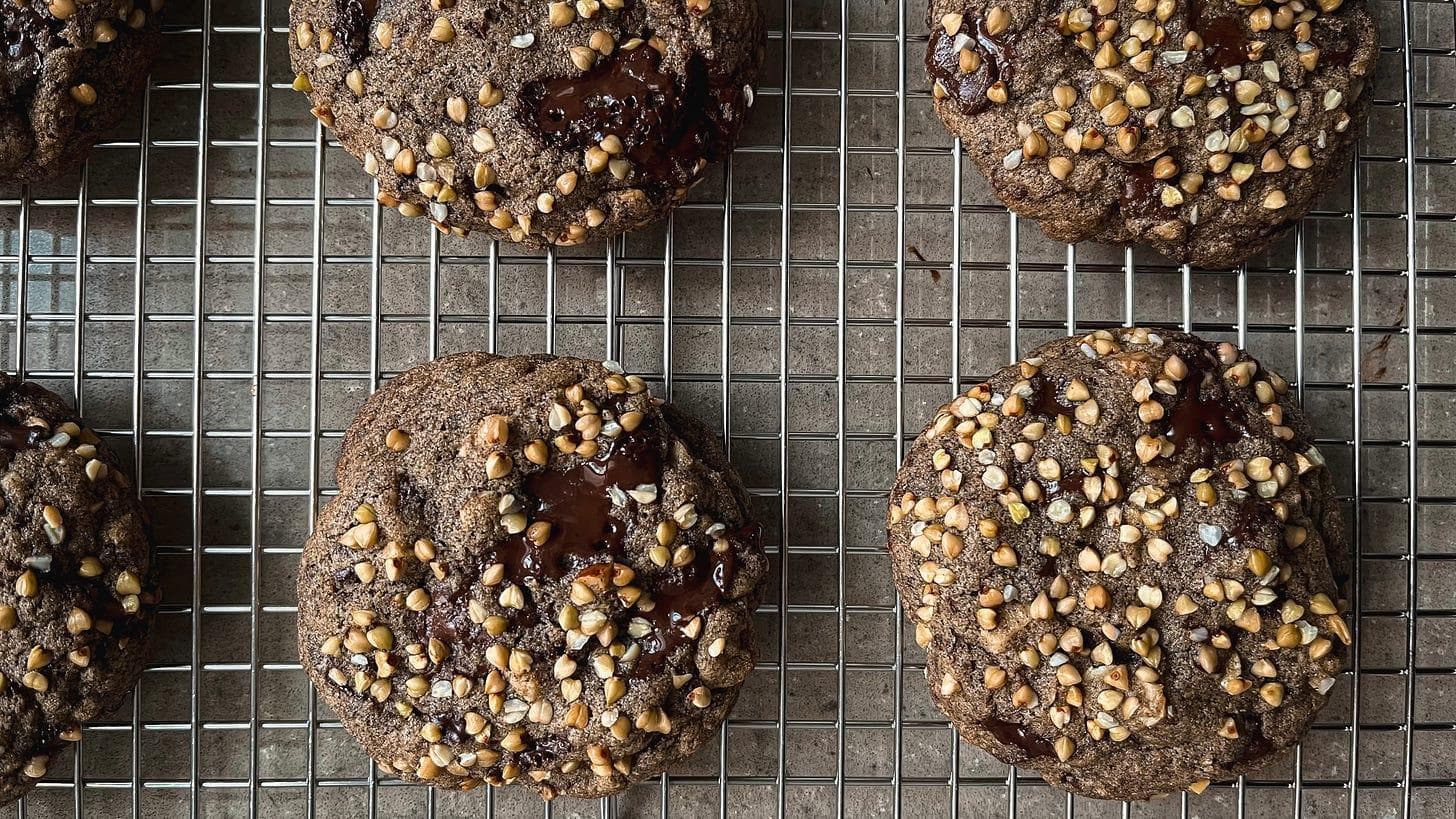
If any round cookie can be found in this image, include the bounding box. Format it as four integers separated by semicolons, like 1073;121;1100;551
924;0;1376;267
297;353;766;798
1;0;163;183
288;0;764;246
0;375;157;805
887;328;1349;800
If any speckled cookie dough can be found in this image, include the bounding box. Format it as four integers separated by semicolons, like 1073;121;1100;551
887;328;1349;800
288;0;764;246
925;0;1376;267
0;0;163;183
0;375;157;806
297;353;766;799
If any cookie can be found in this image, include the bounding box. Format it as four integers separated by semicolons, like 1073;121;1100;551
925;0;1376;267
297;353;766;798
887;328;1349;800
288;0;764;247
1;0;163;183
0;375;157;805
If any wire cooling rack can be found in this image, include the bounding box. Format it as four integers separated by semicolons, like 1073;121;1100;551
0;0;1452;815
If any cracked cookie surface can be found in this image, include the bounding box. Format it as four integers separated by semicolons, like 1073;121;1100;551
888;329;1348;799
297;352;765;798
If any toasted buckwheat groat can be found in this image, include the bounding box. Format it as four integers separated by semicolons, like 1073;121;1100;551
887;329;1349;800
925;0;1376;267
298;353;765;798
288;0;764;246
0;0;163;182
0;375;157;805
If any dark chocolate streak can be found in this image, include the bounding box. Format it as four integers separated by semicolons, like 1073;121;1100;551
336;0;379;63
1057;471;1084;497
0;422;45;451
1321;36;1355;67
1229;497;1279;550
984;717;1055;759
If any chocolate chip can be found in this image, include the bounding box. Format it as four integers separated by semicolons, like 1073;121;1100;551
336;0;379;62
1119;163;1179;221
1190;0;1248;70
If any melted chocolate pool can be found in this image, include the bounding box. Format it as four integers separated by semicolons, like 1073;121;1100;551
925;17;1016;117
521;44;743;189
500;431;661;583
1163;355;1244;448
421;430;657;671
1029;376;1075;418
629;522;759;676
1120;162;1177;220
1191;0;1248;71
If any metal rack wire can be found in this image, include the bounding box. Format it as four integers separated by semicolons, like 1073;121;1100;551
0;0;1451;815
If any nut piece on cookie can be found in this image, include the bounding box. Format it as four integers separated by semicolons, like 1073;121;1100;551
925;0;1377;267
887;328;1348;800
297;353;766;798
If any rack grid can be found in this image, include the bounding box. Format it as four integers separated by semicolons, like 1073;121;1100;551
1;0;1452;815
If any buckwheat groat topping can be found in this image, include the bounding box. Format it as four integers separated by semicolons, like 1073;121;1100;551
925;0;1376;267
298;353;765;799
288;0;764;246
0;0;163;181
887;329;1348;800
0;375;157;806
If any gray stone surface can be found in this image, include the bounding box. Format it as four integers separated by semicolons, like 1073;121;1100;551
0;0;1451;815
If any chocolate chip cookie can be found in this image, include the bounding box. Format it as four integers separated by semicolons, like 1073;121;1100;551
1;0;163;183
926;0;1376;267
298;353;765;798
288;0;764;246
887;328;1349;799
0;375;156;805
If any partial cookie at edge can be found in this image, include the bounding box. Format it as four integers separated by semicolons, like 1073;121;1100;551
1;1;163;182
925;0;1377;267
288;0;765;246
0;374;157;806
